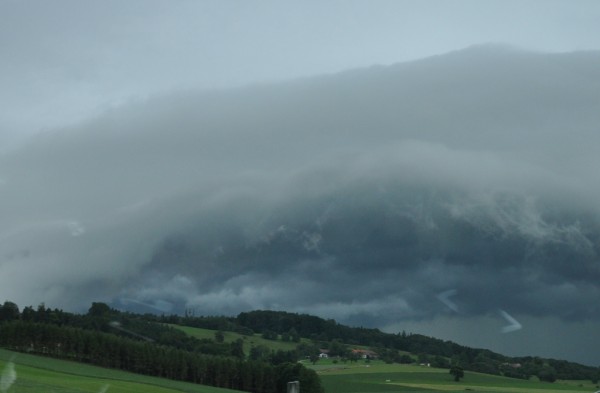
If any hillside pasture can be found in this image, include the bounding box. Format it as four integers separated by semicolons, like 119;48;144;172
0;348;242;393
170;324;302;354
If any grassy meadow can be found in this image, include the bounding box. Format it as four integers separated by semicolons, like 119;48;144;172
310;359;600;393
0;348;242;393
170;325;304;354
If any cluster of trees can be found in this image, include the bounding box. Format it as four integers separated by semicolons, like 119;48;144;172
259;328;301;343
0;301;323;393
507;357;600;383
0;320;247;387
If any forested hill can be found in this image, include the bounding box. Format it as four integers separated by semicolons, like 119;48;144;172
1;301;599;385
160;309;600;382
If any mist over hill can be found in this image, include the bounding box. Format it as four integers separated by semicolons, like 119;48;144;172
2;45;600;364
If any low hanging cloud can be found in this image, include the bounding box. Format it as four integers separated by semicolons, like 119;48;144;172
1;45;600;362
125;157;600;323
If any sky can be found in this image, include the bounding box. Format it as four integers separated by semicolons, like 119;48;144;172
2;0;600;365
2;0;600;150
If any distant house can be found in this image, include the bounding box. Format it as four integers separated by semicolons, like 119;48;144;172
351;349;379;359
318;349;330;358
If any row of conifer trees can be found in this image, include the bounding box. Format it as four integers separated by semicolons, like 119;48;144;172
0;301;323;393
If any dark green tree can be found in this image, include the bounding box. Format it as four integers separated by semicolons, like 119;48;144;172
450;365;464;381
275;362;323;393
230;338;244;358
262;329;278;340
21;306;35;321
289;327;301;343
328;339;348;357
271;349;298;365
88;302;111;317
250;344;271;362
0;301;20;321
296;342;319;358
431;355;450;368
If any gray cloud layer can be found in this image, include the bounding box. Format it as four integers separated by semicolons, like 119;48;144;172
2;45;600;362
3;0;600;151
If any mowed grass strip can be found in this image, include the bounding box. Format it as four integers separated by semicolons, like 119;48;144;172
0;362;178;393
0;348;243;393
313;361;594;393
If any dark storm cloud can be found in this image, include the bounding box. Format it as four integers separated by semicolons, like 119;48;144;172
127;160;600;322
2;46;600;361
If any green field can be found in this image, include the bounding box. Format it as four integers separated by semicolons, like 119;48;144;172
170;325;304;354
311;360;599;393
170;325;393;357
0;348;242;393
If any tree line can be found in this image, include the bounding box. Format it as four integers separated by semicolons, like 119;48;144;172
0;301;323;393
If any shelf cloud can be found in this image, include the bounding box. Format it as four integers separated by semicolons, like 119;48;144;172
2;45;600;363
